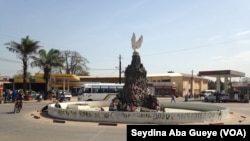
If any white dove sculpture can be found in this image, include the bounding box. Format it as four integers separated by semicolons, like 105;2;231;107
131;33;143;53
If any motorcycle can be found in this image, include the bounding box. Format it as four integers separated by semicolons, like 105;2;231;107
37;94;42;102
13;100;22;113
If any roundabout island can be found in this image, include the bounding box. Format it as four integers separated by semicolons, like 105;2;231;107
47;101;229;125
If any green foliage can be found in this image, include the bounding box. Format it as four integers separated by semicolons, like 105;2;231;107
13;71;34;79
47;90;54;94
208;80;225;91
208;80;216;89
76;70;89;76
31;48;65;92
5;36;41;95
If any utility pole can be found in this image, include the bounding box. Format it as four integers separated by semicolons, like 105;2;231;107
191;70;193;96
119;54;122;84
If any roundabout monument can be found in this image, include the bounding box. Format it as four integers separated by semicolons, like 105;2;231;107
47;33;230;124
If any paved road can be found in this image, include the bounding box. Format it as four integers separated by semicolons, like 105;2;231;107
0;99;126;141
0;97;249;141
174;97;250;124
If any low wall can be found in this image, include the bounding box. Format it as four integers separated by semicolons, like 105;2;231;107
48;102;229;125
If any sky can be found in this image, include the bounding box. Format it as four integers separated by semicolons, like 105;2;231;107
1;0;250;81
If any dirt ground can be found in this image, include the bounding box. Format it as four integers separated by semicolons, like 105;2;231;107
198;111;249;125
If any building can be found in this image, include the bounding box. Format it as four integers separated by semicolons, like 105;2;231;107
2;72;209;97
0;76;10;91
79;72;209;96
2;73;81;93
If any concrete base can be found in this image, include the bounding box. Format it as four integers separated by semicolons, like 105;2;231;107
48;101;229;125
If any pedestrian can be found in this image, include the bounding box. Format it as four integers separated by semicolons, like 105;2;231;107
215;91;220;102
0;89;3;104
55;100;61;108
4;89;7;102
12;89;18;102
171;94;175;103
185;94;188;102
59;91;65;102
4;89;10;102
56;90;59;100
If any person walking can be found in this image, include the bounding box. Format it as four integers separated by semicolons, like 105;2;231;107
215;91;220;102
12;89;18;102
171;94;175;103
4;89;9;103
55;100;61;108
59;91;65;102
56;90;59;100
0;89;3;104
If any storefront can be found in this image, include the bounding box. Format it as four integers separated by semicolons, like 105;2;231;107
231;82;250;102
148;82;177;97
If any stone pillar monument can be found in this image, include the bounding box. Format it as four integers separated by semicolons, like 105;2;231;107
109;33;159;112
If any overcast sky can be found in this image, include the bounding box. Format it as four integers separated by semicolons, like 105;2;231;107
1;0;250;81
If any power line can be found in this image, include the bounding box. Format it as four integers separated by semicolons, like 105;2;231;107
88;69;116;70
0;57;118;71
0;57;21;64
142;36;250;57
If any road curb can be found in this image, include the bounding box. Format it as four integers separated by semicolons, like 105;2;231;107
98;122;117;126
53;119;66;123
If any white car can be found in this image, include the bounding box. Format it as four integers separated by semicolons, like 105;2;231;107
58;90;72;101
30;91;39;100
204;93;230;102
200;90;216;97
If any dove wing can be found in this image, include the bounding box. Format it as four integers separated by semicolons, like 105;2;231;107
131;33;136;49
136;35;143;49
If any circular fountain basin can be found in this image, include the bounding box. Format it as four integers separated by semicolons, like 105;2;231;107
47;101;229;124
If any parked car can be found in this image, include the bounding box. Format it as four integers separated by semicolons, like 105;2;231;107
30;91;39;100
220;94;231;102
204;93;230;102
200;90;216;97
58;90;72;101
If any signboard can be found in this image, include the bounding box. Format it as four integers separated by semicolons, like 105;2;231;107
232;82;250;87
199;70;230;76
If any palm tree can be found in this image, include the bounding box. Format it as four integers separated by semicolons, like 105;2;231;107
5;36;41;95
30;49;65;93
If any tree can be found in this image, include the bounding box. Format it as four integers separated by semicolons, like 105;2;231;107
208;79;224;91
13;71;33;79
208;80;216;90
62;50;89;75
30;49;65;92
5;36;41;95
